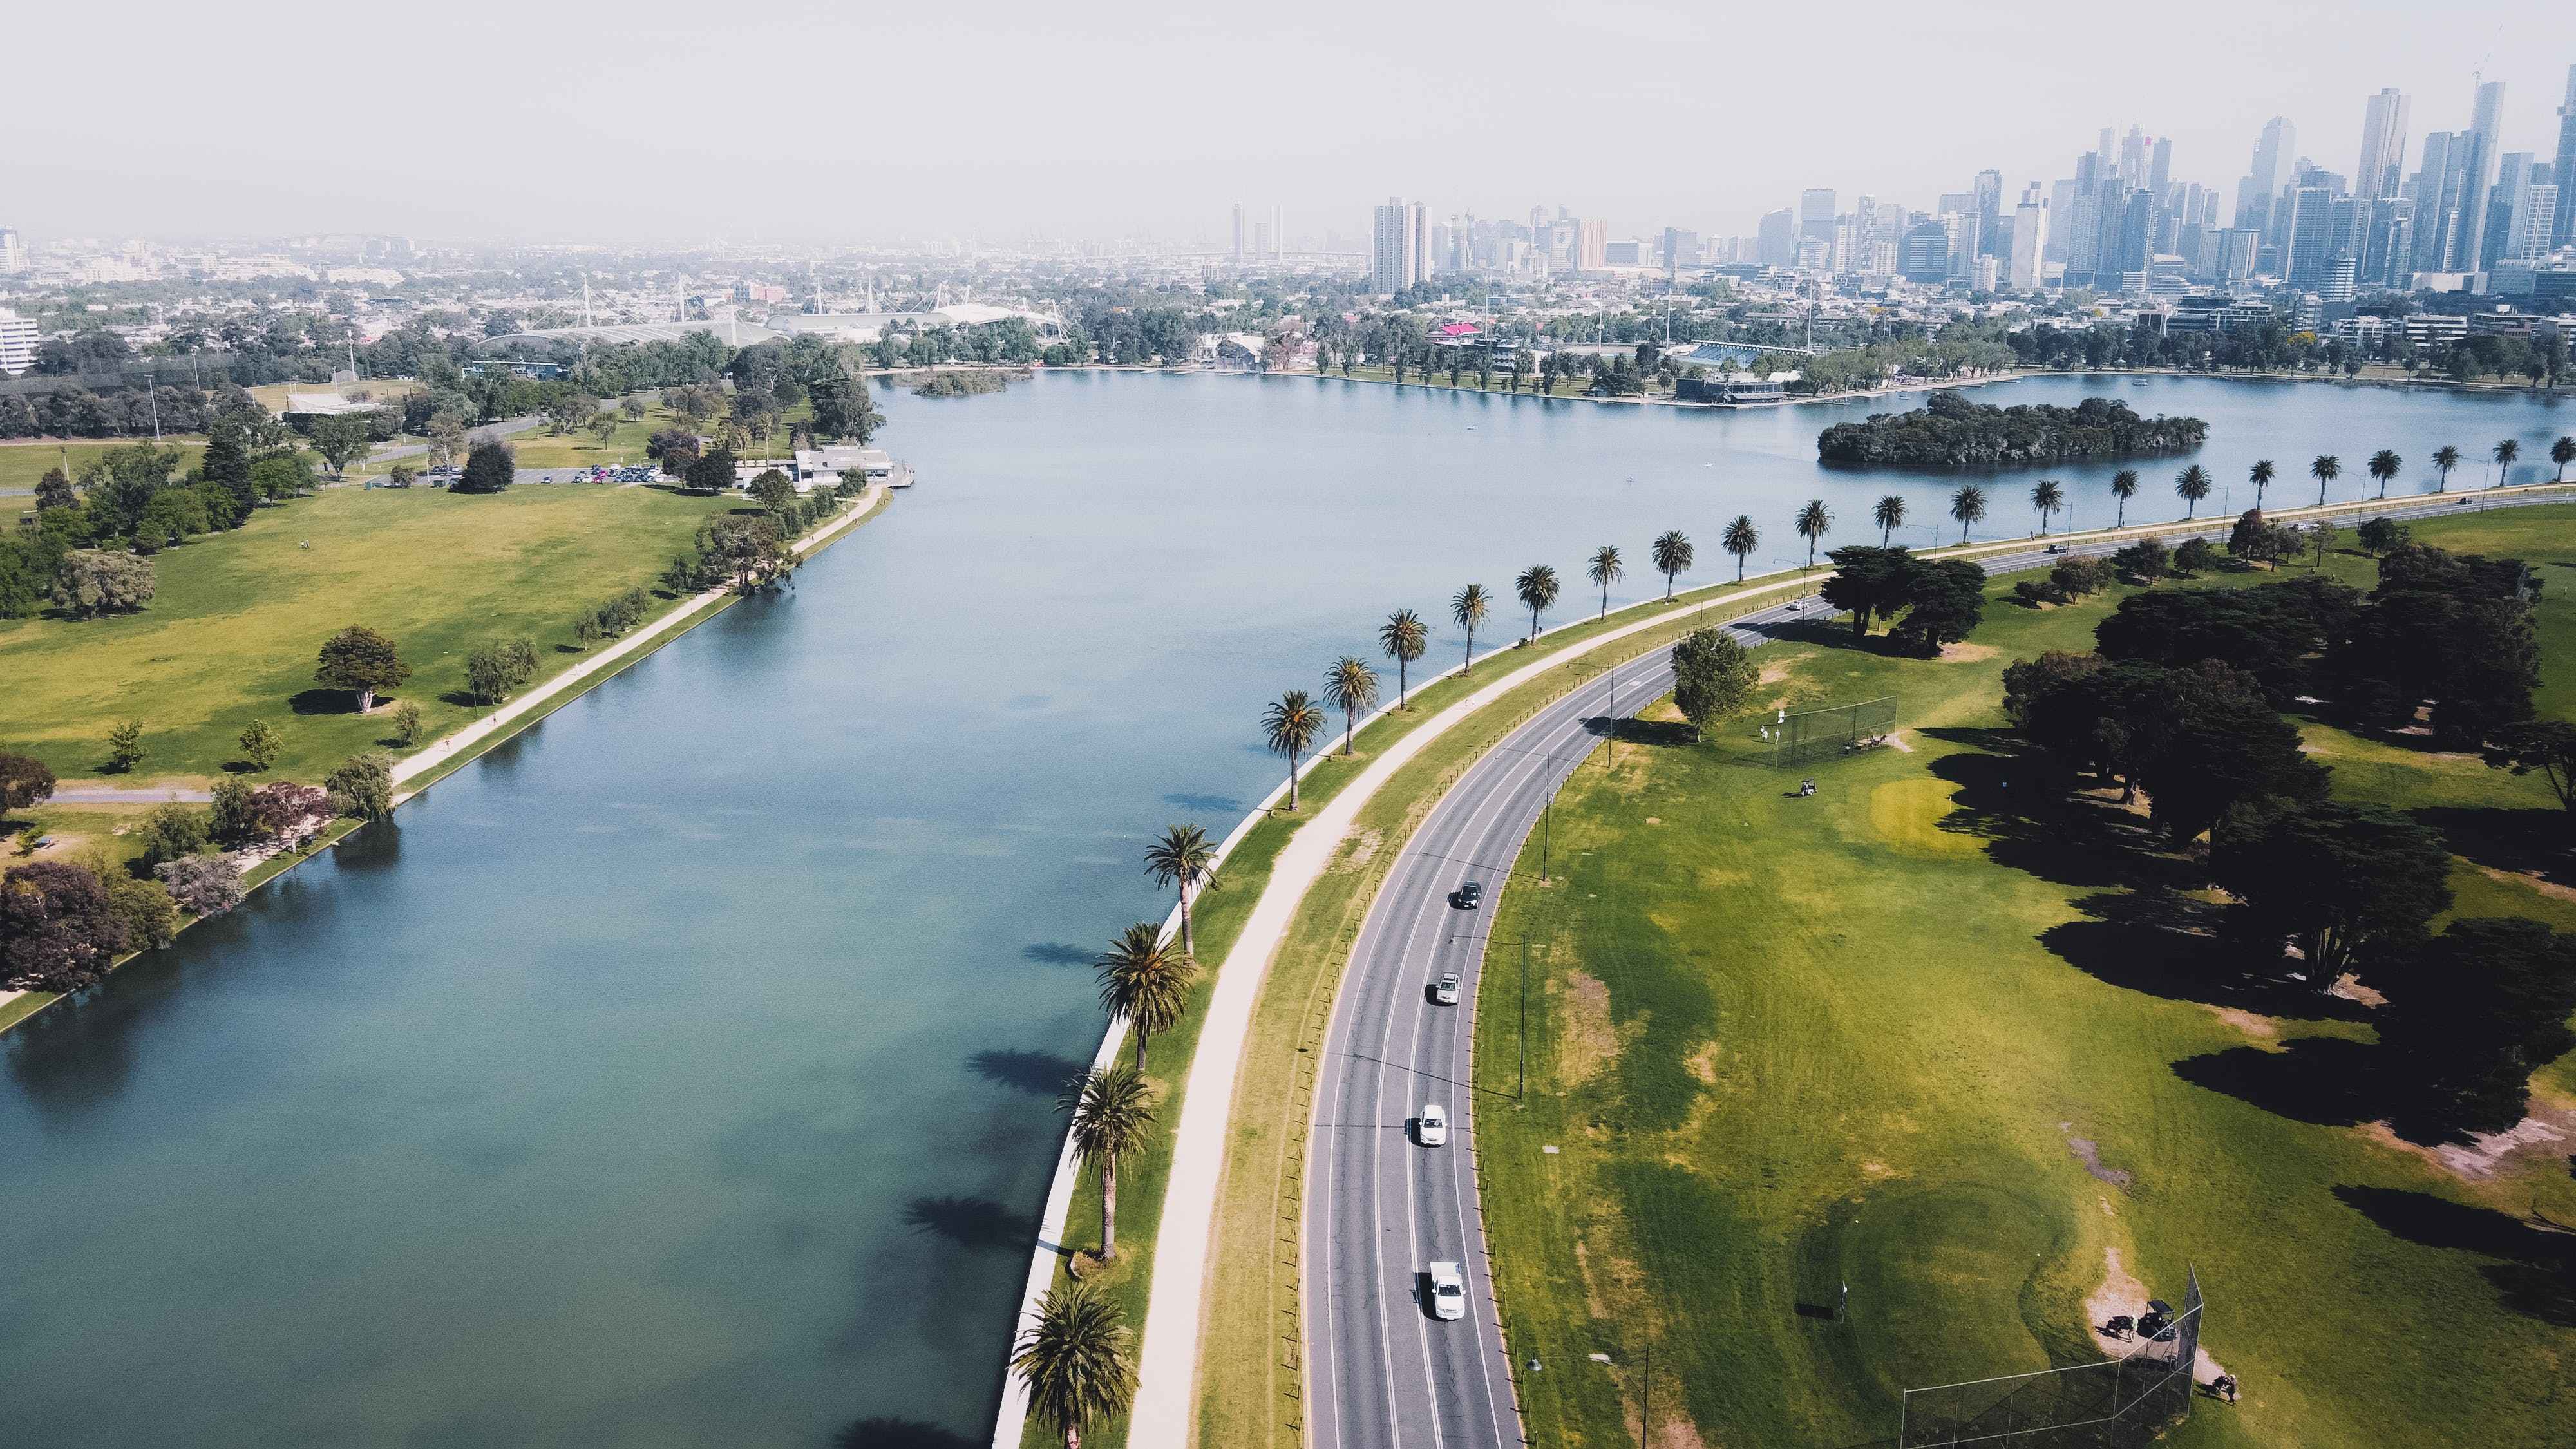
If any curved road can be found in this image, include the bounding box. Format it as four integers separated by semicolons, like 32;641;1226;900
1299;488;2562;1449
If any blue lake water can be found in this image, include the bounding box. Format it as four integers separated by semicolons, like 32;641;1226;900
2;371;2568;1446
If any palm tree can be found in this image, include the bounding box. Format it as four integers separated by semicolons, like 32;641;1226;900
2493;437;2520;487
1793;499;1832;567
2309;454;2340;506
2432;444;2461;491
2175;464;2212;518
1515;564;1560;639
1322;655;1381;755
1650;529;1694;598
1451;584;1490;674
2366;448;2401;498
1949;484;1987;544
1721;515;1757;581
1262;689;1325;809
1013;1282;1136;1449
2110;469;2139;527
1873;494;1906;545
1095;923;1193;1069
1142;824;1215;957
2030;478;2064;534
1587;545;1624;619
1060;1064;1157;1262
2552;435;2575;482
1378;609;1426;708
2248;459;2275;509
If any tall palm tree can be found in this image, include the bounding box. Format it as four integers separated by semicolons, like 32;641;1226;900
1143;824;1215;956
2366;448;2401;498
2248;459;2275;509
2309;453;2340;506
2030;478;2064;534
1013;1282;1136;1449
1263;689;1325;809
1651;529;1694;598
2175;464;2212;518
1949;484;1987;544
1587;545;1624;619
2110;469;2139;527
1378;608;1426;708
1793;498;1832;567
2431;444;2461;491
2493;437;2520;487
1515;564;1560;639
1060;1064;1157;1261
2552;435;2575;482
1451;584;1490;674
1873;494;1906;545
1720;515;1757;581
1095;923;1193;1070
1322;655;1381;755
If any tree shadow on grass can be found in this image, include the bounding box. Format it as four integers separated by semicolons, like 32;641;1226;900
833;1417;980;1449
1921;744;2146;893
968;1047;1086;1097
2410;805;2574;888
1595;715;1695;748
2170;1037;2385;1125
2332;1185;2576;1327
288;687;357;716
900;1194;1034;1255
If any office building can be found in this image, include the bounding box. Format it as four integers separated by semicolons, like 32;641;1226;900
1660;228;1701;269
1231;204;1245;261
2009;184;2049;290
2555;64;2576;248
1574;218;1607;271
1372;197;1429;293
2510;181;2560;261
2357;88;2410;198
0;308;37;376
2235;117;2295;231
1756;209;1796;267
2456;79;2507;272
0;227;23;275
2149;137;2173;198
1799;189;1837;246
2282;185;2338;288
1898;220;1951;282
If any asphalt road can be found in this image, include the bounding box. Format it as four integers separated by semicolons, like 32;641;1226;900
1300;486;2563;1448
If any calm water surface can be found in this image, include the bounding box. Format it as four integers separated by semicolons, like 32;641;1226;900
3;372;2567;1446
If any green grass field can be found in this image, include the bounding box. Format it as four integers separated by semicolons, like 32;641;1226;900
1475;506;2576;1448
1;439;209;495
0;483;742;783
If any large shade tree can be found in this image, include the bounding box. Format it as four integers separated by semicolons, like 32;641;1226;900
314;625;411;714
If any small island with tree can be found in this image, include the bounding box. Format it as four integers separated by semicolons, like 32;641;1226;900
1817;392;2208;468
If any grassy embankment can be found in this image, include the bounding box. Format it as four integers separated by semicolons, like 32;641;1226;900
1018;578;1806;1449
1473;504;2576;1449
1;439;209;495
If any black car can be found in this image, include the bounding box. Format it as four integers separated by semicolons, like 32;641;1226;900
1453;880;1482;909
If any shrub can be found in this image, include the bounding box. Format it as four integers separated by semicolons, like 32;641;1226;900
238;719;283;772
455;440;515;494
156;855;245;917
136;802;211;869
326;752;395;821
104;720;146;773
2174;537;2220;574
211;777;258;846
390;700;424;748
105;873;180;951
52;550;156;617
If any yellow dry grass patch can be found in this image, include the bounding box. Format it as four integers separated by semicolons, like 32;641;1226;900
1555;970;1625;1088
1866;775;1980;857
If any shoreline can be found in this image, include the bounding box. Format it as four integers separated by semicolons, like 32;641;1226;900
0;482;895;1036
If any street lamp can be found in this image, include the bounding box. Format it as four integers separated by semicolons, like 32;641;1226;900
1446;933;1539;1099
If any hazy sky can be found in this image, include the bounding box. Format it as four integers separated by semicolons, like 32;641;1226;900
11;0;2573;248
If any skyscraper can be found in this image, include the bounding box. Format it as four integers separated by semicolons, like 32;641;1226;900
1756;209;1796;267
2356;88;2410;198
1799;189;1838;248
2456;79;2506;272
0;226;24;275
1371;197;1428;294
1231;204;1245;261
2410;130;2457;269
2148;137;2172;198
2236;117;2295;232
2009;184;2049;290
2553;64;2576;247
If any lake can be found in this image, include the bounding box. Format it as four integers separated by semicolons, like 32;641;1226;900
2;371;2568;1447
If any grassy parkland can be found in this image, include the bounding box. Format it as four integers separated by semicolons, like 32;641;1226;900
1472;505;2576;1449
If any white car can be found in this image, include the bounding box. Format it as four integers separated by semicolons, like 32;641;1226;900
1432;973;1460;1005
1426;1261;1466;1321
1417;1104;1449;1147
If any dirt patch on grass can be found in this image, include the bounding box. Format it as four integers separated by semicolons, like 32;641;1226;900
1557;971;1622;1088
1572;1240;1613;1319
2479;863;2576;903
1685;1041;1720;1084
26;831;93;861
1938;642;2000;663
2064;1133;2134;1188
2087;1246;2231;1383
2205;1006;2281;1041
2330;974;2387;1007
2360;1100;2575;1182
1883;730;1915;752
1338;829;1381;871
1654;1410;1711;1449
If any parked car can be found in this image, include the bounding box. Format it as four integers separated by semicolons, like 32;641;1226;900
1426;1262;1466;1321
1452;879;1482;910
1417;1104;1449;1147
1432;972;1460;1005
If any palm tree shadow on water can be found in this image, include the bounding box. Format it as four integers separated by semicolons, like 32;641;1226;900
832;1416;980;1448
901;1193;1037;1255
967;1046;1088;1096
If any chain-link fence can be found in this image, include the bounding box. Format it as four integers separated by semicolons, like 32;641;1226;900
1897;1271;2204;1449
1767;696;1899;766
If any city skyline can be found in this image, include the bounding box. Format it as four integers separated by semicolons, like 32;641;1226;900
8;0;2575;247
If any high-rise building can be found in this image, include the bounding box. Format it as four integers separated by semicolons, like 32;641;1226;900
2149;137;2173;198
2554;64;2576;248
1973;169;2004;256
2236;117;2295;231
2357;88;2410;198
0;307;37;376
2512;182;2560;260
1574;218;1607;271
0;227;22;275
1756;209;1796;267
2364;197;2417;287
1231;204;1245;261
2283;184;2337;288
1799;189;1838;245
1254;220;1275;261
2119;126;2150;187
2457;79;2507;273
1371;197;1428;293
2409;131;2457;270
2112;189;2156;291
2009;184;2050;290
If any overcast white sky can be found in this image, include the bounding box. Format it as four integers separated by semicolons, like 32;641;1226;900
10;0;2571;248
